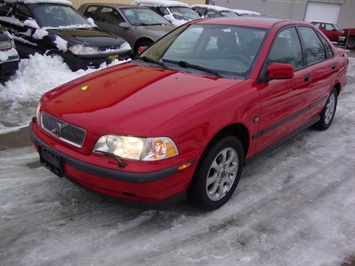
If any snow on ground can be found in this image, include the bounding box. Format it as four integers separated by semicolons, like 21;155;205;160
0;52;354;266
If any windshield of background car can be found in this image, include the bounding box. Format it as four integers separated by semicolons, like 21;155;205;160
122;8;170;25
140;24;266;78
169;7;200;21
33;5;91;28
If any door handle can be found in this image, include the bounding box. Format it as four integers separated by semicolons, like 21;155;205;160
304;73;311;82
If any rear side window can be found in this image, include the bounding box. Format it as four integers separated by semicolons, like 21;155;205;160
299;26;326;65
318;33;334;58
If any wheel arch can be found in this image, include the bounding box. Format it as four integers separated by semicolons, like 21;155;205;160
134;37;154;53
202;123;250;163
333;81;341;96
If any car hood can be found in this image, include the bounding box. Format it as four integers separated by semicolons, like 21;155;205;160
137;25;174;38
47;27;126;47
42;63;242;136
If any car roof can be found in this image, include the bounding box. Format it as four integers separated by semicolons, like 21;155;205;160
193;17;287;29
80;3;150;9
132;0;190;8
310;21;335;24
3;0;72;5
191;4;233;12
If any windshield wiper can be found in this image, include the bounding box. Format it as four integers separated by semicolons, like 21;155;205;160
162;59;222;78
135;56;169;69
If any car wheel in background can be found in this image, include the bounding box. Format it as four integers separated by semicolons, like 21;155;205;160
135;39;153;55
345;36;355;49
188;135;244;211
314;88;338;130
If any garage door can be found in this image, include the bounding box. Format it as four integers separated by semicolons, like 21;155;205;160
304;2;341;24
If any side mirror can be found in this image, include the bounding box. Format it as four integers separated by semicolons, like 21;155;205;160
268;63;294;80
119;22;131;29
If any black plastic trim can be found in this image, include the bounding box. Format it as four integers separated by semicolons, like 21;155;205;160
252;96;327;139
65;175;187;210
29;124;194;184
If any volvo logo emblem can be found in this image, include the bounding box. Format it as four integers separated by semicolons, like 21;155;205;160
52;122;68;135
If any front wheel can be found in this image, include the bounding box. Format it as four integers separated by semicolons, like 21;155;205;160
314;88;338;130
188;136;244;211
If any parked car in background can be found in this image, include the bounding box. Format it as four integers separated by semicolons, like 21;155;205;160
78;3;175;55
0;0;131;71
191;4;238;18
310;21;345;44
132;0;200;26
30;17;348;211
340;28;355;49
0;24;19;82
233;9;261;17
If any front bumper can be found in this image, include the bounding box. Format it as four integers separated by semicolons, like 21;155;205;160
62;50;131;71
338;35;346;44
29;123;195;209
0;58;19;81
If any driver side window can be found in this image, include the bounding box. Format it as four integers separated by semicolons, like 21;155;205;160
266;27;303;70
97;7;124;24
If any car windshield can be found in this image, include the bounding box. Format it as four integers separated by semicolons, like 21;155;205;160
33;5;91;28
122;8;170;26
169;7;200;21
138;24;266;78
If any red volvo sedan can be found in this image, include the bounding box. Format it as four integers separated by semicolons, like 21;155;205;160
30;17;348;211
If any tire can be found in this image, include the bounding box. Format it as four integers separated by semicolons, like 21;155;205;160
314;88;337;130
188;135;244;211
345;36;355;49
135;40;153;55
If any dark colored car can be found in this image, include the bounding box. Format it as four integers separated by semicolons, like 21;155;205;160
310;21;345;43
78;3;174;55
0;24;19;82
340;28;355;49
30;17;348;211
191;4;238;18
0;0;131;71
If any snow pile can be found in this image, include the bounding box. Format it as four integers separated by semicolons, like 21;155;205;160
0;53;128;133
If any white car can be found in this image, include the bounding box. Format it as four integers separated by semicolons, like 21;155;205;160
132;0;200;26
191;4;238;18
233;9;262;17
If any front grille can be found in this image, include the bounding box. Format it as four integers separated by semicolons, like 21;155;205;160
41;112;86;148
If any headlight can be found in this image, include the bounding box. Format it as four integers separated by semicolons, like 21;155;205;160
93;135;179;161
68;44;99;55
35;102;41;124
0;40;13;50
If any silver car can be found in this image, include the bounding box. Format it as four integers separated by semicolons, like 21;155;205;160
78;4;175;54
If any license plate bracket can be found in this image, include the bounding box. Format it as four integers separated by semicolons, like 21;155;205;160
39;146;64;177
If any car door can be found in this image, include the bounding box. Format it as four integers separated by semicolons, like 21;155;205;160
322;23;339;42
92;6;130;44
298;25;339;118
254;26;312;152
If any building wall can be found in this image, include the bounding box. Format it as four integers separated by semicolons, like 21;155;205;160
213;0;355;29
